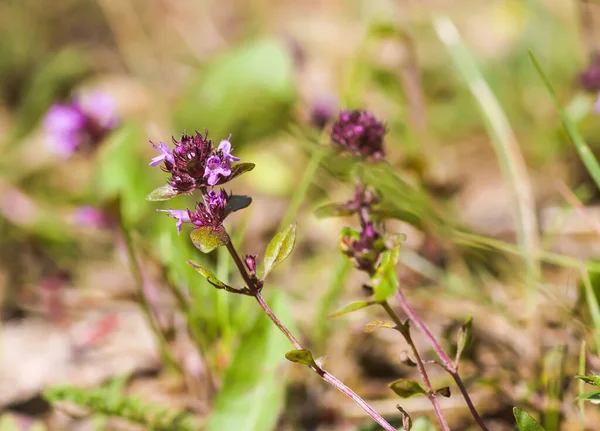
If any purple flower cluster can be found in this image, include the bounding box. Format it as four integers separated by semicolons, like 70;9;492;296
159;189;230;234
340;222;385;275
331;110;386;160
43;92;118;157
150;132;241;194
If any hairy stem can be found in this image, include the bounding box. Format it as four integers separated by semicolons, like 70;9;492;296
224;235;396;431
381;301;450;431
392;290;489;431
119;223;181;374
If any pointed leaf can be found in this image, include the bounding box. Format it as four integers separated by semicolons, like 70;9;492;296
372;245;400;302
190;226;229;253
225;195;252;216
456;316;473;363
389;379;426;398
513;407;546;431
364;320;397;333
263;223;296;278
576;389;600;402
314;203;355;218
327;301;375;319
576;374;600;387
187;261;227;288
435;387;451;398
146;184;178;201
285;349;317;367
222;163;256;183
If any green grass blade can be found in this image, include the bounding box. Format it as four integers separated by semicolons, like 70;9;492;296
580;266;600;355
434;16;540;284
529;52;600;190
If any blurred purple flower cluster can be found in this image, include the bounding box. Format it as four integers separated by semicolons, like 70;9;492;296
331;110;386;160
43;92;119;157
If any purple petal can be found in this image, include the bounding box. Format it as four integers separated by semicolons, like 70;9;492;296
157;209;191;234
150;142;174;166
207;172;220;186
46;132;81;158
218;139;241;162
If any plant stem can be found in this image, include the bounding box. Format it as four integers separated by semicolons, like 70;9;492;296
392;290;490;431
119;223;181;374
381;301;450;431
224;235;396;431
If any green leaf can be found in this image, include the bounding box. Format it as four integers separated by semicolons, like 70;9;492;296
225;163;256;183
372;246;400;302
363;320;397;333
263;223;296;278
187;261;227;288
389;379;426;398
456;316;473;363
576;374;600;387
513;407;546;431
190;226;229;253
285;349;317;367
576;389;600;402
208;291;293;431
314;203;355;218
435;387;451;398
225;195;252;216
146;184;179;201
175;38;296;141
327;300;375;319
529;52;600;191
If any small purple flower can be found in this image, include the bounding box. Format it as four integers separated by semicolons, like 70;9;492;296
150;142;175;166
43;105;86;157
340;222;385;275
203;138;241;186
331;110;386;160
158;209;191;234
189;190;230;228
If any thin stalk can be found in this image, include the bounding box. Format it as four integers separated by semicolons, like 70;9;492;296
224;235;396;431
119;223;181;374
381;301;450;431
392;290;489;431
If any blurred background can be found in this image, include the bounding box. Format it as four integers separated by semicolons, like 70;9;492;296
2;0;600;429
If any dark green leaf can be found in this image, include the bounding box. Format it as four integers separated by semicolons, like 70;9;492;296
225;195;252;216
363;320;397;333
263;223;296;278
576;389;600;402
224;163;256;183
327;301;375;319
456;316;473;363
372;246;400;302
190;226;229;253
513;407;546;431
314;203;354;218
435;387;451;398
285;349;317;367
576;374;600;387
146;184;179;201
208;291;293;431
389;379;426;398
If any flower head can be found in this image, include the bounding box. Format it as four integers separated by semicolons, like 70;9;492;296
188;189;229;228
150;132;242;193
331;110;386;160
43;92;118;157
